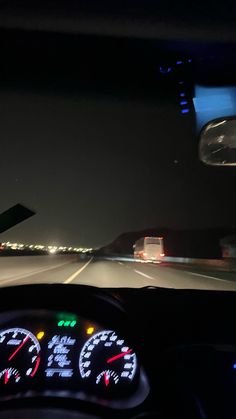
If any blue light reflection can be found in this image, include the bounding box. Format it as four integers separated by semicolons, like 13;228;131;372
193;85;236;130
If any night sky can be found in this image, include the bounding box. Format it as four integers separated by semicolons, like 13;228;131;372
0;32;236;247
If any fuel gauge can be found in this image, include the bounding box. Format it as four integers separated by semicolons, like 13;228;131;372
96;370;119;387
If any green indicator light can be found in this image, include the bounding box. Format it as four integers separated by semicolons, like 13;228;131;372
57;319;77;327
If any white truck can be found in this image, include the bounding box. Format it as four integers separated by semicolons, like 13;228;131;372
133;236;164;262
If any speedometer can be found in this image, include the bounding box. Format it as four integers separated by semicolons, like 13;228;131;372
79;330;138;393
0;328;41;385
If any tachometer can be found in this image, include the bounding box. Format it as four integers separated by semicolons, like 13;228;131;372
0;328;41;385
79;330;137;392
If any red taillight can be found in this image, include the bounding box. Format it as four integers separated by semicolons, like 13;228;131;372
160;253;165;257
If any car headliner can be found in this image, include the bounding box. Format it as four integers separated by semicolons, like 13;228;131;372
0;0;236;43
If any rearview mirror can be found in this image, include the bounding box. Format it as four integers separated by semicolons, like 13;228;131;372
199;117;236;166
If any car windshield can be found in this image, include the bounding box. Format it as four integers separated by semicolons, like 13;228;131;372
0;31;236;290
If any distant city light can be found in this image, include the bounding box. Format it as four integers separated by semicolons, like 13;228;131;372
0;241;93;254
49;248;57;254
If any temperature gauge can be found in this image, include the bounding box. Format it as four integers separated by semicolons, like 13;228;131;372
96;370;119;387
0;368;21;385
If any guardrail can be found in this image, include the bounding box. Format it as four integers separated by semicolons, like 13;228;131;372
162;256;236;271
163;256;227;266
99;254;236;270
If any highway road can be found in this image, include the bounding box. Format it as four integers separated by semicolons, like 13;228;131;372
0;254;236;290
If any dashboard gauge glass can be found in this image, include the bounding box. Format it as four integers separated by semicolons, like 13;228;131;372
0;328;41;385
79;330;137;391
0;310;149;409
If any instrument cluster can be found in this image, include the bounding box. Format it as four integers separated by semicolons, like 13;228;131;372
0;309;149;409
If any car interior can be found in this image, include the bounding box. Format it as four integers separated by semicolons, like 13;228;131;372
0;1;236;418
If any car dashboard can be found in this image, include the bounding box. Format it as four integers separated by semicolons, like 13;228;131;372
0;309;148;410
0;284;235;419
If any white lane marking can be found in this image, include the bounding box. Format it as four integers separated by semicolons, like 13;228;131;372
186;271;230;283
118;262;123;265
134;270;154;280
0;262;72;285
63;257;93;284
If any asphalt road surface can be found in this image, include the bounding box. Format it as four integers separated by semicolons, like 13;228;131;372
0;255;236;291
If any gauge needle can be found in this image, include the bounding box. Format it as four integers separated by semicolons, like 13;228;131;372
4;370;9;385
104;372;109;387
8;335;29;361
107;349;132;364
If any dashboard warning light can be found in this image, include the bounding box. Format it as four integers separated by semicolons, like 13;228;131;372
57;320;77;327
37;331;45;340
87;327;94;335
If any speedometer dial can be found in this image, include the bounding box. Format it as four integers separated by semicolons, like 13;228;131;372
0;328;41;385
79;330;138;393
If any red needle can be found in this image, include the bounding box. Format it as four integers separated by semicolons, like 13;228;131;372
107;349;132;364
4;370;9;385
104;372;109;387
8;335;29;361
